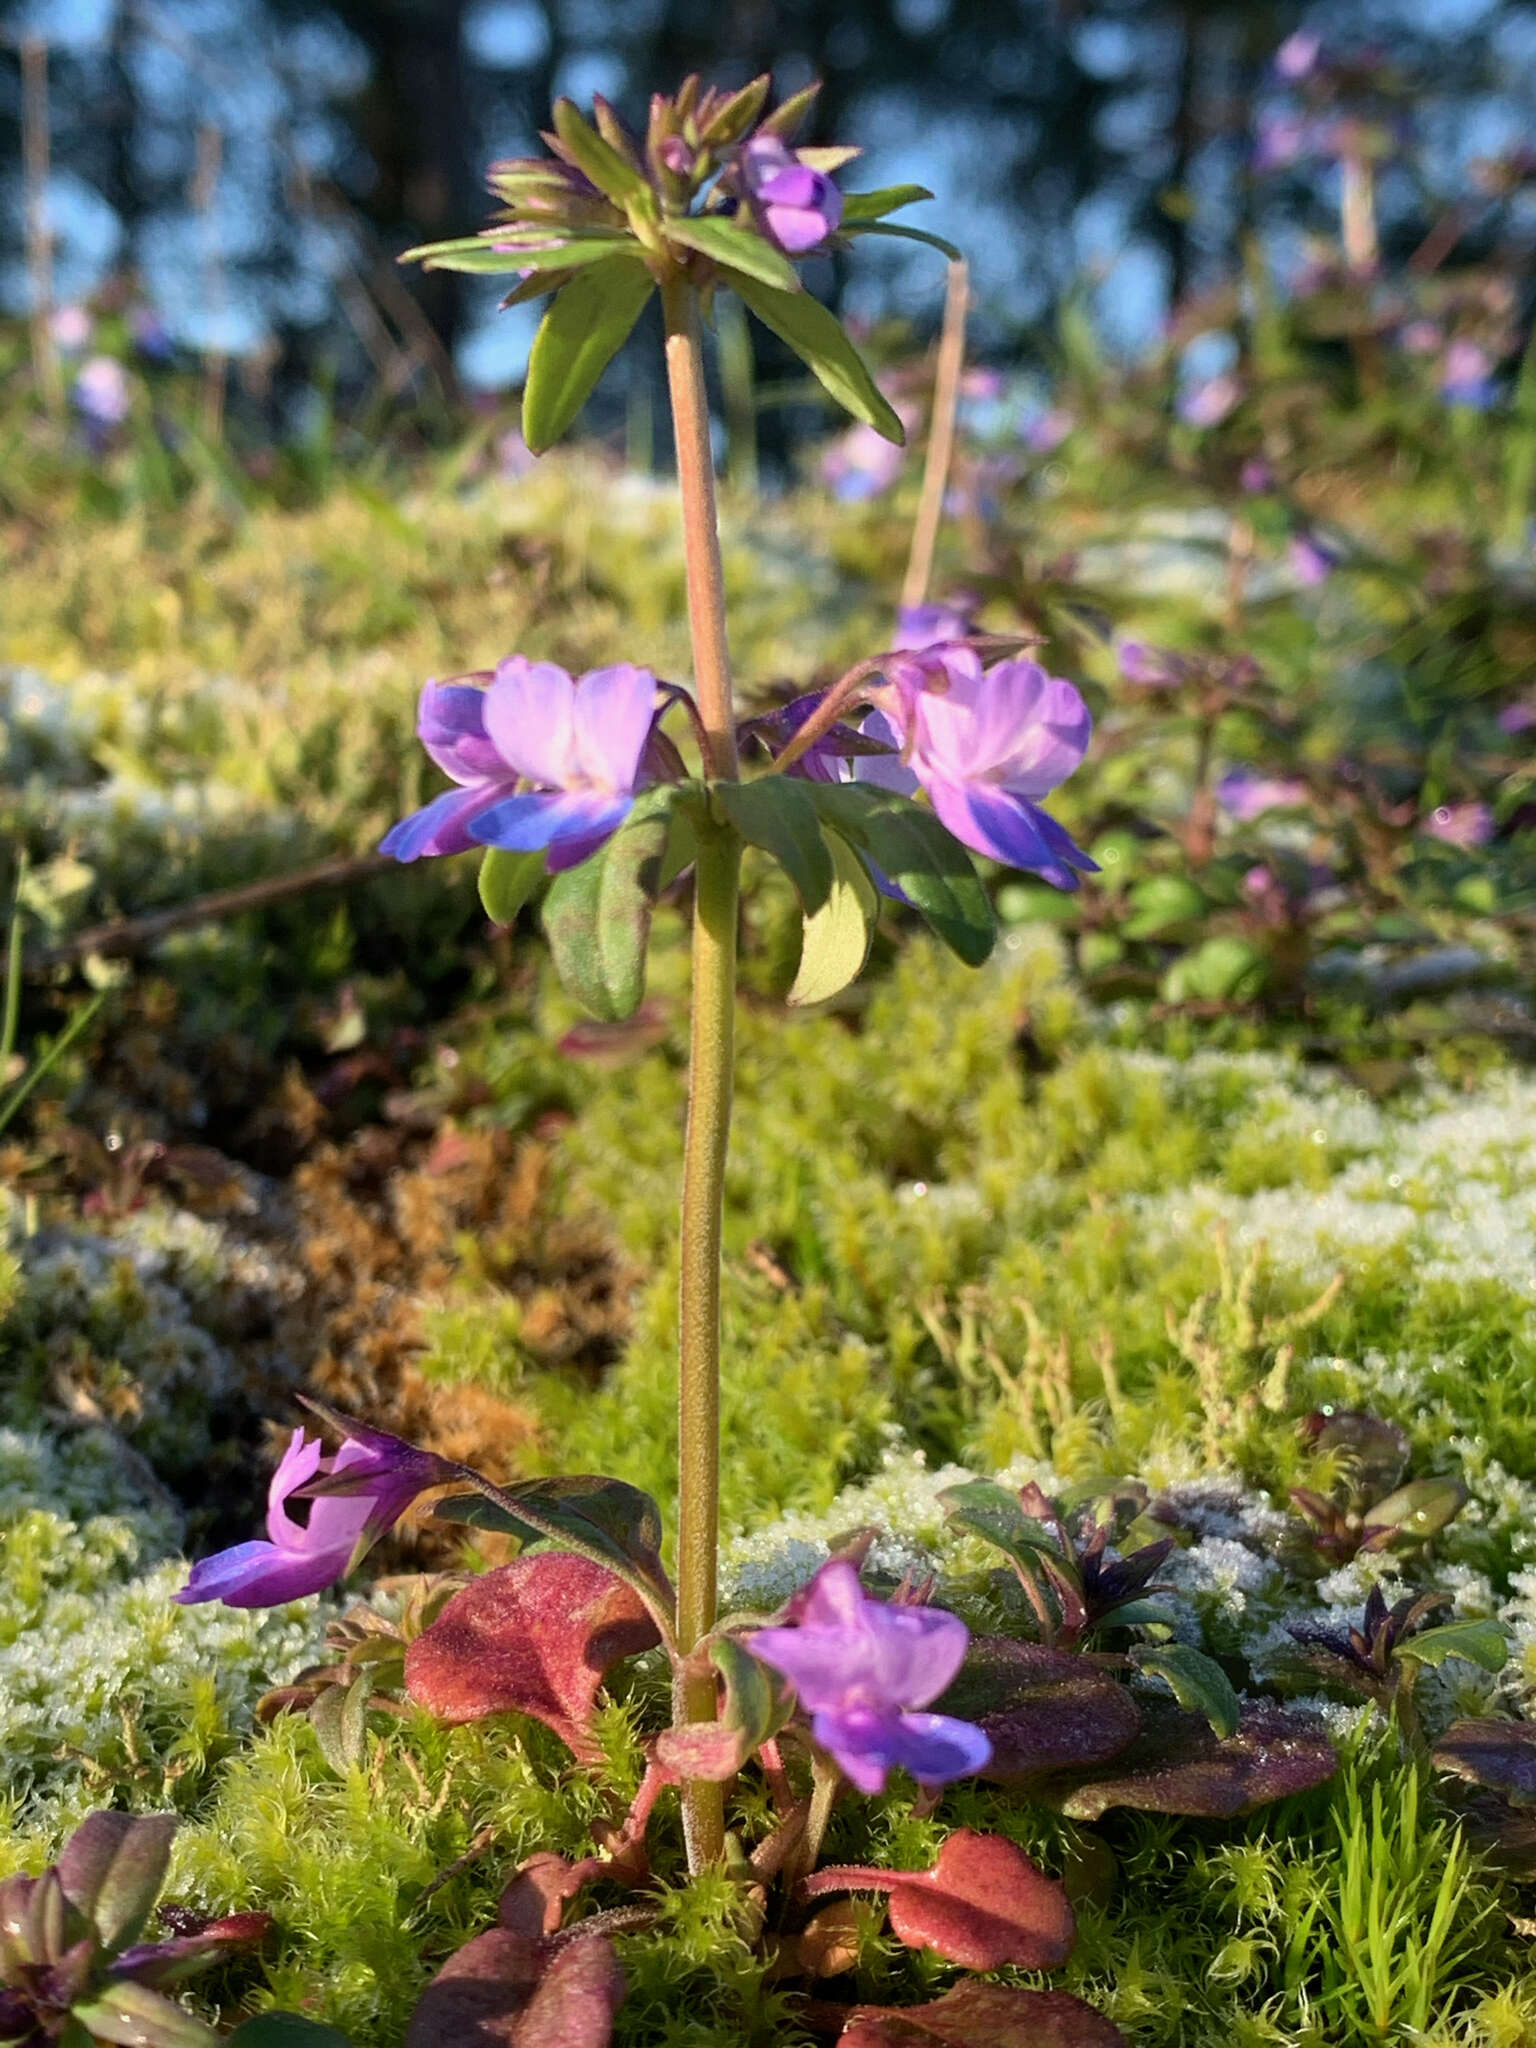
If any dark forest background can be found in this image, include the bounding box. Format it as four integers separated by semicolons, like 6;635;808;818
3;0;1536;412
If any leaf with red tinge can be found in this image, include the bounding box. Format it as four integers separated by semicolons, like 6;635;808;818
936;1639;1141;1784
405;1553;659;1760
1435;1719;1536;1806
406;1929;624;2048
56;1812;176;1951
884;1831;1075;1971
834;1983;1125;2046
1049;1705;1335;1820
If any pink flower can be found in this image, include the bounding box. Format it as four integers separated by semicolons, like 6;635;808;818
747;1561;990;1794
1022;407;1073;454
1219;770;1308;821
174;1426;439;1608
820;420;907;500
381;661;660;870
50;304;92;351
1179;373;1243;428
1276;30;1322;79
860;645;1096;889
1422;802;1493;849
894;600;975;650
72;356;130;426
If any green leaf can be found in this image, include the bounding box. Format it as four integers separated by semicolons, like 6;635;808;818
698;74;771;146
663;216;802;292
844;219;964;261
1123;875;1208;940
1395;1619;1509;1674
478;848;545;926
308;1672;371;1777
655;1636;795;1780
713;778;833;911
840;184;935;221
523;257;656;453
788;829;877;1006
433;1476;673;1622
728;274;904;442
227;2020;355;2048
403;235;636;276
73;1983;218;2048
551;98;649;207
540;787;675;1019
1132;1644;1241;1739
940;1479;1071;1575
807;784;996;966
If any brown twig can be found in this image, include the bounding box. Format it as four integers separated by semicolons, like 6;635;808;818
901;257;969;611
28;851;394;970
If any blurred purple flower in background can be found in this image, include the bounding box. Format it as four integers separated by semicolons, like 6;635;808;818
1440;340;1498;409
130;306;175;362
738;134;843;253
1254;112;1311;171
1178;373;1243;428
894;600;976;649
820;419;908;500
1289;533;1338;586
1401;320;1442;356
1118;641;1183;688
51;304;92;351
1500;701;1536;736
175;1427;428;1608
861;646;1096;888
1423;802;1493;848
72;356;130;426
1218;770;1309;820
747;1561;990;1794
1022;407;1073;454
1240;458;1276;494
382;661;658;869
1276;29;1322;79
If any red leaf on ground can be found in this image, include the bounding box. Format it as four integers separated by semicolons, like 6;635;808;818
406;1930;624;2048
836;1983;1125;2046
405;1552;659;1759
885;1831;1076;1971
937;1640;1141;1785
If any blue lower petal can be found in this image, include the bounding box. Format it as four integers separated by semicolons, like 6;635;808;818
381;785;503;862
174;1539;350;1609
469;788;631;858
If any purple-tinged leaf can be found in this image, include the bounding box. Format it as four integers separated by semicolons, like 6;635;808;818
1435;1719;1536;1806
114;1913;272;1989
72;1979;220;2047
431;1471;673;1625
57;1813;176;1954
1299;1409;1409;1501
832;1983;1125;2046
935;1638;1140;1783
405;1552;660;1760
405;1929;624;2048
1051;1705;1335;1820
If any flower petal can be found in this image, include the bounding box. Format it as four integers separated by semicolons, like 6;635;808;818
483;658;581;787
419;682;505;785
926;779;1084;888
810;1705;904;1794
468;788;632;859
888;1710;995;1786
381;785;509;862
571;665;657;793
173;1539;351;1609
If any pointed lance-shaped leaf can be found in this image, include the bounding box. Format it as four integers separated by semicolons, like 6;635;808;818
550;98;650;208
728;274;904;443
663;217;802;293
757;81;821;141
523;256;656;454
713;778;833;911
1131;1644;1241;1739
788;829;878;1006
540;788;675;1022
838;1983;1126;2047
73;1980;221;2048
698;73;771;145
1392;1617;1509;1674
402;235;637;277
840;185;935;221
843;221;964;262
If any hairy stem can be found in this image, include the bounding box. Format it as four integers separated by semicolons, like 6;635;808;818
662;273;741;1871
662;277;739;780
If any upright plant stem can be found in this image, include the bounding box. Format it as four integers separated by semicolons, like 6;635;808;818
901;257;969;611
661;273;740;1871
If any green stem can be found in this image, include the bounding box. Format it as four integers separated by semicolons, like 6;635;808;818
661;273;741;1872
